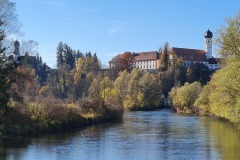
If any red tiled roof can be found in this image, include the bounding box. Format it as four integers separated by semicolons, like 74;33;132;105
109;54;125;63
171;47;208;62
109;52;133;63
133;51;159;61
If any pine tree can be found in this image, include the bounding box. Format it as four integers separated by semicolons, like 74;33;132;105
56;42;64;68
93;53;100;73
160;42;169;71
63;44;75;70
76;50;83;59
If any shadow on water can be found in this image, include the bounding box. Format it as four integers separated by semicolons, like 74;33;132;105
0;109;240;160
0;121;120;160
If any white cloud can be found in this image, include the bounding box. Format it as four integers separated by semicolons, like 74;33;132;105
44;1;65;11
109;26;123;35
107;21;126;35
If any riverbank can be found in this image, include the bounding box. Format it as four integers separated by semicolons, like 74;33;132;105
0;98;123;136
171;103;240;132
2;110;240;160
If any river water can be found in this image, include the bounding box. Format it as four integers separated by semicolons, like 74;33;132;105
1;110;240;160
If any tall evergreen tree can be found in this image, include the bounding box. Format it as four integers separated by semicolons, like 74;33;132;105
63;44;75;70
76;50;84;59
160;42;169;71
56;42;64;68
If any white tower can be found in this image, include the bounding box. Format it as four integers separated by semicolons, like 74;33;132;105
204;29;213;59
13;40;20;64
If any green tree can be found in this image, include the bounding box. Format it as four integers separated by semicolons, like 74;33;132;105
216;11;240;59
56;42;64;68
88;76;102;99
63;44;75;70
195;84;211;113
124;69;143;109
114;70;130;108
160;42;169;71
195;10;240;124
171;82;202;112
139;72;162;108
206;60;240;123
92;53;100;74
100;77;114;101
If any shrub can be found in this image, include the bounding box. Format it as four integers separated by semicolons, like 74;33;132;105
171;82;202;112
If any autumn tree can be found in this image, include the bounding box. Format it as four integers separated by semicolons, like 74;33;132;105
110;52;134;78
0;27;14;112
0;0;21;113
10;67;38;102
100;77;114;101
124;69;143;109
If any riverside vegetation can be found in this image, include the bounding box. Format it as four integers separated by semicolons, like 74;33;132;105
169;11;240;129
0;1;166;136
1;0;240;136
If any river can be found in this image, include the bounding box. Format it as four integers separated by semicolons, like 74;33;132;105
0;109;240;160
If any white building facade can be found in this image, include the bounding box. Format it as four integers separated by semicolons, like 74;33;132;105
132;51;160;72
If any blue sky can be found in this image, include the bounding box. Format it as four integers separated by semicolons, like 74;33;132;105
14;0;240;68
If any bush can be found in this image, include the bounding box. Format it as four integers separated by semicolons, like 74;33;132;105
170;82;202;112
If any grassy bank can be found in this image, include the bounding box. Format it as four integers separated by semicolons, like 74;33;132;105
0;97;123;136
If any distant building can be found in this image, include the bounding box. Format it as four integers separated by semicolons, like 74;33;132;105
169;29;220;70
8;40;51;70
109;29;220;74
109;52;134;77
132;51;160;72
7;40;21;65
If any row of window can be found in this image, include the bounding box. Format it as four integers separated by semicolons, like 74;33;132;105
134;64;155;69
184;61;208;66
133;60;155;65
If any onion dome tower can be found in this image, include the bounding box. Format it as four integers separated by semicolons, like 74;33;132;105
204;29;213;59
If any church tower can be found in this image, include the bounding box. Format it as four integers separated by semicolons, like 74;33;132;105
204;29;213;59
14;40;20;56
13;40;20;64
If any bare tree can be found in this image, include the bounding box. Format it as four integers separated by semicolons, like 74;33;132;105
0;0;22;36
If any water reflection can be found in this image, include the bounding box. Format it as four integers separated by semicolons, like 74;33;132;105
0;110;240;160
201;117;240;160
